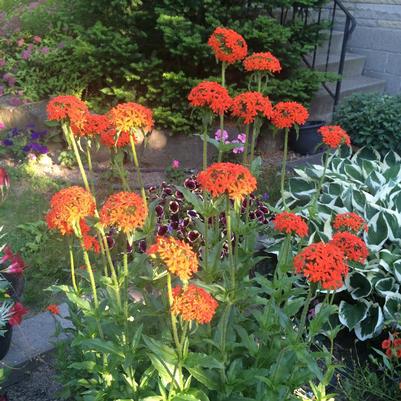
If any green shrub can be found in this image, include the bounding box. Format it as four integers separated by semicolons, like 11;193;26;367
277;147;401;341
334;93;401;155
2;0;329;134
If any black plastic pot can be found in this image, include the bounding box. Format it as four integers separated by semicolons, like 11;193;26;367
0;324;12;360
289;120;325;155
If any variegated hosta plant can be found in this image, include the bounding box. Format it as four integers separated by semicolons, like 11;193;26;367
274;147;401;340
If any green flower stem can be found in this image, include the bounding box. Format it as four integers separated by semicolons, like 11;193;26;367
249;122;259;166
218;62;227;163
203;216;209;272
129;135;147;208
257;72;262;92
276;234;291;279
202;121;208;170
242;124;250;165
280;128;290;209
226;196;235;291
85;144;95;194
123;250;130;338
64;124;91;193
219;303;231;383
167;273;181;352
68;241;79;293
297;283;316;340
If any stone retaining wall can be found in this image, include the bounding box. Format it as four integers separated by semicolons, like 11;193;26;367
344;0;401;94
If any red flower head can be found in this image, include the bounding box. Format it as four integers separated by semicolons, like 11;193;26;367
100;128;130;148
243;52;282;73
330;232;369;264
147;236;198;281
107;102;154;139
82;234;100;253
231;92;273;124
9;302;28;326
47;95;89;129
273;212;308;237
100;192;148;234
333;212;368;234
188;81;232;115
294;242;348;290
208;27;247;64
172;284;218;324
71;114;113;138
47;304;60;315
318;125;351;149
382;339;391;349
197;162;257;202
46;186;96;235
0;167;10;198
271;101;309;129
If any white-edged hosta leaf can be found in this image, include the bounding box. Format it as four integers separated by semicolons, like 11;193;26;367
375;277;399;297
354;303;384;341
345;272;372;300
383;293;401;323
338;300;368;331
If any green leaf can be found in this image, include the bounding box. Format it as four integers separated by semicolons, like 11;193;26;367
338;301;368;331
143;335;177;364
69;361;97;371
354;303;384;341
364;212;388;251
186;366;218;390
375;277;398;297
185;352;223;370
384;293;401;321
78;339;125;358
345;272;372;300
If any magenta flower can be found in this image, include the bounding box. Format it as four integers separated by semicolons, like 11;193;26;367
0;121;5;130
21;50;31;60
2;254;25;274
231;140;244;154
214;129;229;142
0;246;13;264
172;159;180;169
0;59;5;68
237;133;246;143
41;47;49;55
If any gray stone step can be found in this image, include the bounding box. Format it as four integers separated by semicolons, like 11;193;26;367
309;75;386;121
315;30;345;57
305;52;366;78
1;303;71;385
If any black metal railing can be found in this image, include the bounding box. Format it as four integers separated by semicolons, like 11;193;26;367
281;0;356;109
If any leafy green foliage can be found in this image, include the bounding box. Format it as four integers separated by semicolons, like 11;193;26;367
282;147;401;340
334;93;401;155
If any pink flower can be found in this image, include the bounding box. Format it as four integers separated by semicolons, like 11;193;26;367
2;254;25;274
41;47;49;55
232;140;244;154
0;59;5;68
9;302;28;326
27;43;34;51
21;50;31;60
215;129;229;142
0;246;13;264
0;168;10;198
172;160;180;169
237;133;246;143
33;35;42;43
16;38;25;47
0;121;5;130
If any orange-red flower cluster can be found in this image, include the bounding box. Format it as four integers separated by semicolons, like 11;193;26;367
294;242;348;289
100;192;147;234
188;81;232;115
197;162;257;201
273;212;308;237
47;95;89;129
100;128;130;148
108;102;154;137
332;212;368;233
382;333;401;358
46;186;96;235
172;284;218;324
231;91;273;124
318;125;351;148
47;304;60;315
330;232;368;264
271;101;309;129
208;27;247;64
243;52;282;73
147;236;198;281
71;114;112;138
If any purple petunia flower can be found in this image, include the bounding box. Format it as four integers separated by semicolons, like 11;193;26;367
3;139;13;146
10;128;20;137
30;130;47;140
215;129;229;142
30;143;48;154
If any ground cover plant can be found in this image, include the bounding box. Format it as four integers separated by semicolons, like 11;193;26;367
13;26;398;401
0;0;330;134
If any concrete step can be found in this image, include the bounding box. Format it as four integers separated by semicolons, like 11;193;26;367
305;52;366;78
315;30;345;57
309;75;386;121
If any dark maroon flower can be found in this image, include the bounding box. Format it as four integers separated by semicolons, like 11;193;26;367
249;211;256;220
163;187;173;196
184;178;197;190
155;204;164;217
157;225;168;236
187;210;199;219
170;221;179;230
169;201;180;214
138;240;146;253
259;205;269;214
175;190;184;201
180;217;190;228
187;230;200;242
